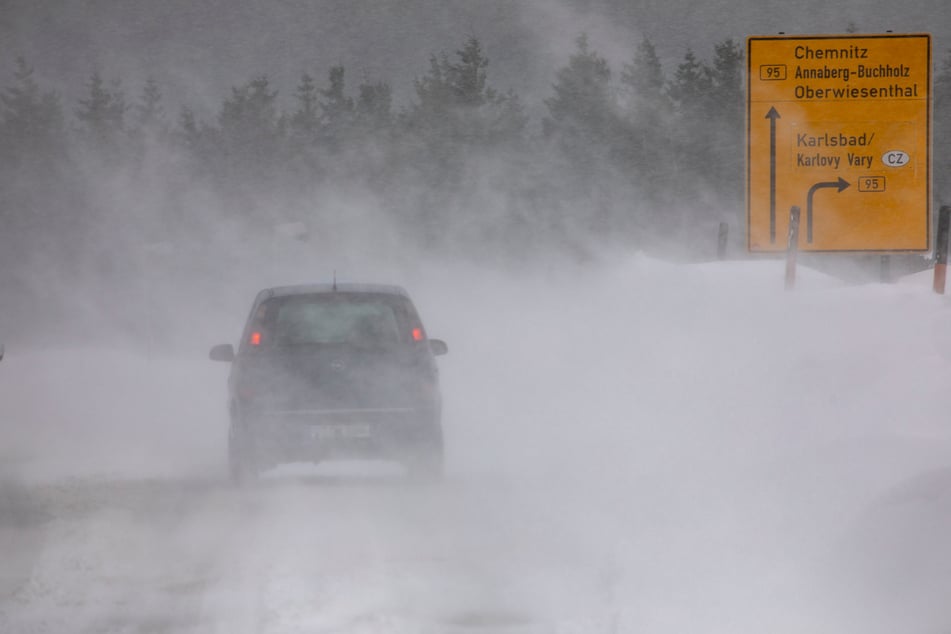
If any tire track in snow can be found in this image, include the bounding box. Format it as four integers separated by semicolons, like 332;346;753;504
0;474;592;633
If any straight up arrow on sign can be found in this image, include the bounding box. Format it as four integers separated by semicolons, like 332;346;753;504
766;107;780;243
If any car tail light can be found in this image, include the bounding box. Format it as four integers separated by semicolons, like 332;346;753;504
249;331;262;346
416;377;438;402
412;327;424;341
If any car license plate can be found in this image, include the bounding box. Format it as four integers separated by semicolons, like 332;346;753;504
311;424;371;440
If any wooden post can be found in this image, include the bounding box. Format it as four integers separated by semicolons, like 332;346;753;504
785;206;800;291
934;206;951;294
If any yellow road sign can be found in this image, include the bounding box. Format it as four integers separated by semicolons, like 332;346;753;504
747;34;931;252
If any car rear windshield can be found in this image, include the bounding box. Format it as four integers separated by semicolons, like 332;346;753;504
251;293;418;347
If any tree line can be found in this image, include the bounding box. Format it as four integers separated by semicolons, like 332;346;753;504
0;36;748;243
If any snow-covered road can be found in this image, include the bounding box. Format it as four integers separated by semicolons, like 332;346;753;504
2;255;950;633
4;458;951;634
0;473;651;634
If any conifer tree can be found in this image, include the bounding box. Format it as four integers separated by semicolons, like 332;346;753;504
544;34;616;147
318;66;354;149
177;106;199;149
409;37;524;143
709;39;743;105
707;39;744;203
667;49;712;115
175;105;217;168
0;57;65;165
621;37;665;100
411;54;451;131
75;71;128;153
618;39;673;202
542;34;630;236
133;77;166;135
217;75;281;165
665;49;715;193
934;49;951;201
447;37;490;107
354;79;392;132
290;72;320;141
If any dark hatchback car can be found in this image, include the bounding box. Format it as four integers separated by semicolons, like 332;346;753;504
209;283;448;482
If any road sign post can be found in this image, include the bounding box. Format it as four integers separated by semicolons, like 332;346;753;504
747;34;931;253
934;206;951;294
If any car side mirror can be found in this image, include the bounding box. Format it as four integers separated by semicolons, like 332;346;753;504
209;343;235;362
428;339;448;356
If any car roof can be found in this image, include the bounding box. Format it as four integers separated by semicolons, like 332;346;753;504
257;283;411;300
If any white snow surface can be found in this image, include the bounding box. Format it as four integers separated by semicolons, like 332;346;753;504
1;253;950;633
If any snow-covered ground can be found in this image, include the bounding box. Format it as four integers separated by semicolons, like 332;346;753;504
1;254;950;633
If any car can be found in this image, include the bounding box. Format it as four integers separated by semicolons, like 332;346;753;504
209;283;448;482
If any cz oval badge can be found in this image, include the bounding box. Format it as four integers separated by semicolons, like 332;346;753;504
882;150;910;167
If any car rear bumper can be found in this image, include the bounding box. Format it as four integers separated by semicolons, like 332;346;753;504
241;406;441;465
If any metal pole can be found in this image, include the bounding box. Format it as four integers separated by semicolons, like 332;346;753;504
785;206;800;291
934;205;951;294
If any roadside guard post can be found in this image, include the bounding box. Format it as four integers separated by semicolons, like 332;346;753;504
717;222;729;260
785;206;801;290
747;34;931;259
935;205;951;294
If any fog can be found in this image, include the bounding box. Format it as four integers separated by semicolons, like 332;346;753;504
2;0;951;633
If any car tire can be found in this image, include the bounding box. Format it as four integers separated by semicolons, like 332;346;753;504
404;425;444;483
405;450;444;483
228;423;259;485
